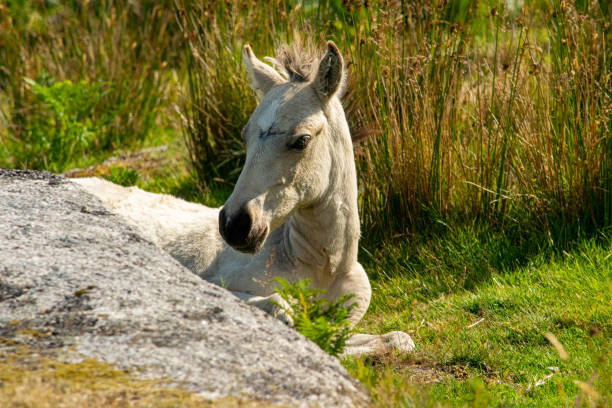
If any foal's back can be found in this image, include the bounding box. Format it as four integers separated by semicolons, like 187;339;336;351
73;177;225;275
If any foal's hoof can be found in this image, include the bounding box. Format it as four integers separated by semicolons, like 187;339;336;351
266;293;294;326
342;331;415;357
380;331;415;353
272;307;294;327
248;293;294;327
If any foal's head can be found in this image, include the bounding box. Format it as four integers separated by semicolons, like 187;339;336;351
219;42;351;254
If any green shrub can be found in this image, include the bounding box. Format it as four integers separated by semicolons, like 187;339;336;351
0;0;180;172
7;77;113;172
273;278;354;357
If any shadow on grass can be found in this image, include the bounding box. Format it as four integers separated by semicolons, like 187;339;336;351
359;209;611;301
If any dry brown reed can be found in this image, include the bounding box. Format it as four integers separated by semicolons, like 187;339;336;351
180;1;610;239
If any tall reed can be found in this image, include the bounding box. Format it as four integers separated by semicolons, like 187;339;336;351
347;1;610;240
172;0;612;240
178;1;329;188
0;1;181;171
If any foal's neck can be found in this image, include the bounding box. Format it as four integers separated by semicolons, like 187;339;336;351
282;114;359;280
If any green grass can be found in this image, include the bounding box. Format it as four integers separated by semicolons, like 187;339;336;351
348;229;611;407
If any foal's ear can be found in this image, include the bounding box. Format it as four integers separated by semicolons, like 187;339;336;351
242;45;286;98
313;41;344;104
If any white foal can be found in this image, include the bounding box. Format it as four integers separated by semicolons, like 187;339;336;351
73;42;414;356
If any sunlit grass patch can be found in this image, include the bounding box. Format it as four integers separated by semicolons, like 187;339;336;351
353;234;611;407
64;128;232;208
102;166;139;187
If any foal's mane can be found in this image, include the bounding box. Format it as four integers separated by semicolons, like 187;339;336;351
272;40;368;143
273;42;322;83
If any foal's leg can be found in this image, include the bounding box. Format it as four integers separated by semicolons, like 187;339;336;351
231;291;294;326
327;263;372;326
342;331;415;357
328;263;416;357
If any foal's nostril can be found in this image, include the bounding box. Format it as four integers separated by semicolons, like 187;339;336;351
219;208;228;239
219;206;253;248
231;209;253;238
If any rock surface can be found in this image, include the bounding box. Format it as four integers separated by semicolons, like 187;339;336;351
0;169;369;407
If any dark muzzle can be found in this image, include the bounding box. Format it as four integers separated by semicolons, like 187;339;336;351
219;206;268;253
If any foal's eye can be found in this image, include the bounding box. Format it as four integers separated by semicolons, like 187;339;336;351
289;135;311;151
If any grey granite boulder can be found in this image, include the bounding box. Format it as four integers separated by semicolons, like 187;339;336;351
0;169;369;407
